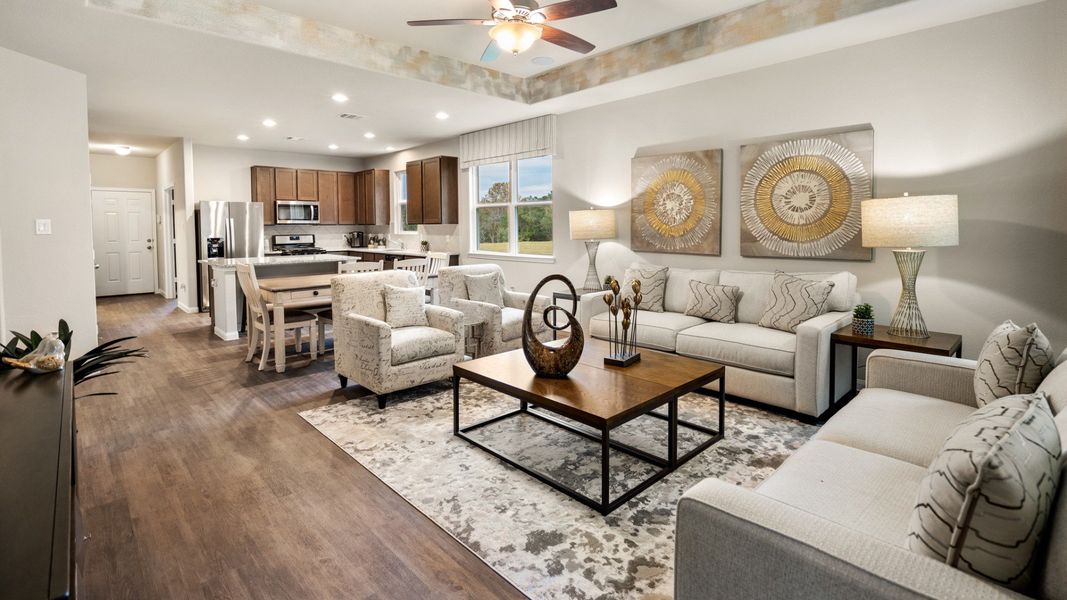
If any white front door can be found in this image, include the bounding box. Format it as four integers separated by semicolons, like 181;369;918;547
91;189;156;296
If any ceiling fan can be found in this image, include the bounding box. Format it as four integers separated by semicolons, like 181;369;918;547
407;0;618;62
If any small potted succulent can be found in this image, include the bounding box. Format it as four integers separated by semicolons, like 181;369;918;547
852;303;875;336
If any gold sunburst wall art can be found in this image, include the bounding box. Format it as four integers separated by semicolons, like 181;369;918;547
631;150;722;256
740;127;874;261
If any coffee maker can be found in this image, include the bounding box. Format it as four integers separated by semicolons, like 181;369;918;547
344;231;364;248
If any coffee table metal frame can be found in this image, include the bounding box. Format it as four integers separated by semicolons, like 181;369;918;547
451;367;725;515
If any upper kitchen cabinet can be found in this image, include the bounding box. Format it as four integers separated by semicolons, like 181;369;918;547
406;156;458;225
317;170;338;225
275;167;297;200
356;169;390;226
296;169;318;201
337;171;357;225
250;166;276;225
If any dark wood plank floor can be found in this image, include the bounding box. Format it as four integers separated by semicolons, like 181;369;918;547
77;294;524;599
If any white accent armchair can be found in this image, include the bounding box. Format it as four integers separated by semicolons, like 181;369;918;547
437;264;552;356
332;270;464;409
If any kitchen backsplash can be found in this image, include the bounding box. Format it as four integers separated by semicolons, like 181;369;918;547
265;224;459;253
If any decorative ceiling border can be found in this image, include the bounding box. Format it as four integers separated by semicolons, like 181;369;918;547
88;0;911;105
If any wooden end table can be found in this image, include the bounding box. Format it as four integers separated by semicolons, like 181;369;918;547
452;338;725;515
828;324;962;415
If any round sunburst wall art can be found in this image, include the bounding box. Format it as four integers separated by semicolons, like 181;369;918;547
740;130;873;260
630;150;722;256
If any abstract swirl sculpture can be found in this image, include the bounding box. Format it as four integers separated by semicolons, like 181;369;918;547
522;274;584;379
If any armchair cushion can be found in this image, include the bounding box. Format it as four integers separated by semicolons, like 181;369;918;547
500;307;524;341
676;322;796;377
815;388;974;467
974;320;1055;407
464;272;505;307
383;284;428;328
390;326;457;366
907;392;1061;591
758;272;835;333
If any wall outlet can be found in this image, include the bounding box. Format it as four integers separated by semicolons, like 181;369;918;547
35;219;52;235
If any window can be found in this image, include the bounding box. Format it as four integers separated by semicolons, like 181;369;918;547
394;171;417;234
472;156;552;256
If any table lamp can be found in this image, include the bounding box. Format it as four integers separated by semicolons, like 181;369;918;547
861;194;958;338
569;208;616;293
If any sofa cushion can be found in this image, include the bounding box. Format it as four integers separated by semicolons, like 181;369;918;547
676;322;796;377
664;268;719;313
390;326;456;365
718;271;772;324
621;263;669;312
974;320;1055;407
907;393;1061;592
590;310;705;352
791;271;857;312
757;440;927;547
499;306;546;341
1039;463;1067;600
1039;350;1067;415
815;388;975;467
383;284;428;328
758;272;835;333
684;282;740;324
464;272;505;308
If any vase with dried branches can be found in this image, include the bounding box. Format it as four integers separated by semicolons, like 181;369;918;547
601;278;641;367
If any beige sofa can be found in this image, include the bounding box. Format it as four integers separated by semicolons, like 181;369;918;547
675;348;1067;600
578;268;858;419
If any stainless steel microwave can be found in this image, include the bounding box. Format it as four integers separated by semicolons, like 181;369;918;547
275;201;319;224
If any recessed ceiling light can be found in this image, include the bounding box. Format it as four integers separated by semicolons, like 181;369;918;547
262;118;277;127
285;136;305;141
114;145;132;156
531;56;555;66
331;92;349;103
236;134;250;141
435;111;449;120
386;146;396;151
364;132;376;139
328;144;339;150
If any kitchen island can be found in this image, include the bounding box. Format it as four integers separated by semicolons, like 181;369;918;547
200;254;354;340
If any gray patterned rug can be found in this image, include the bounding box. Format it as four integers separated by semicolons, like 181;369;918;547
300;381;817;599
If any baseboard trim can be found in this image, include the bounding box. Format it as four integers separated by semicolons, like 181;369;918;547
176;301;198;314
213;327;240;341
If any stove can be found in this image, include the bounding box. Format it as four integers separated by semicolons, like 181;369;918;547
271;234;326;256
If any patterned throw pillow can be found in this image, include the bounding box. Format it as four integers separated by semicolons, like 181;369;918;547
621;264;668;312
974;320;1054;407
757;272;835;333
382;284;428;328
464;272;504;308
684;281;741;324
907;392;1061;591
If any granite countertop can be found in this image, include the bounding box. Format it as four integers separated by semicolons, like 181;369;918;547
199;254;353;269
323;247;458;257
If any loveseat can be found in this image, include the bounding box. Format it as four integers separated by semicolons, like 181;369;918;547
578;268;857;419
675;347;1067;600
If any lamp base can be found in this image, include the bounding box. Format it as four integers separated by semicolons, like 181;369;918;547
888;249;929;339
582;241;602;293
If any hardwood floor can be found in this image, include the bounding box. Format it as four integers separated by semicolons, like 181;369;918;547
78;294;524;599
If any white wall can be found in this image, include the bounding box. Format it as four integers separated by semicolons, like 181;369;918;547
157;140;193;308
0;47;98;355
447;2;1066;357
191;144;363;204
89;153;157;189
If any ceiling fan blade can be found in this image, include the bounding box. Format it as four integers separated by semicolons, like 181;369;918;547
489;0;515;12
480;40;501;62
540;25;595;54
537;0;617;21
407;18;495;26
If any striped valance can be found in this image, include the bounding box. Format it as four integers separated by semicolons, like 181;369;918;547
459;115;557;168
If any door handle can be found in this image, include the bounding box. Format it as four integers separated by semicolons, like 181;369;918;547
94;264;101;270
147;238;153;243
147;246;153;250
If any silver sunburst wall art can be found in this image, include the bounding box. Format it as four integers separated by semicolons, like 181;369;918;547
630;149;722;256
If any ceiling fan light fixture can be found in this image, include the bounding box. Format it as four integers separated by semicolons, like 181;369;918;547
490;21;542;55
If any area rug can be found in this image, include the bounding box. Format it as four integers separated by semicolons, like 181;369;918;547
300;381;817;599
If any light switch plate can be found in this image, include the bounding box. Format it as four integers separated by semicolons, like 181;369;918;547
35;219;52;235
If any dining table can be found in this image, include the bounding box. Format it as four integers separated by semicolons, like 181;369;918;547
258;273;334;373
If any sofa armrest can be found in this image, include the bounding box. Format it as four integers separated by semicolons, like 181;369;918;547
451;298;503;339
424;304;463;340
794;311;852;417
676;479;1023;600
866;349;979;407
578;291;609;337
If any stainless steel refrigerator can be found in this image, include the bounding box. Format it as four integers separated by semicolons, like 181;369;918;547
195;201;264;312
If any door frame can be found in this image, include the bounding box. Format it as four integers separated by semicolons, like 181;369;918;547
162;186;177;300
89;186;158;297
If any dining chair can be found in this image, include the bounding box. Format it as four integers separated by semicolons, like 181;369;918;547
425;252;449;304
314;260;386;355
235;263;318;371
394;258;429;285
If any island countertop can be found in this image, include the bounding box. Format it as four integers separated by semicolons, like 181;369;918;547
321;247;459;257
199;254;354;269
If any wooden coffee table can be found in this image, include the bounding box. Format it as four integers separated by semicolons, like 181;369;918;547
452;339;725;515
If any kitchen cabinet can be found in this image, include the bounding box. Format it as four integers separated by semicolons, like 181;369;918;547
337;171;357;225
405;156;458;225
317;171;338;225
356;169;390;226
275;167;297;200
297;169;318;201
251;166;276;224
